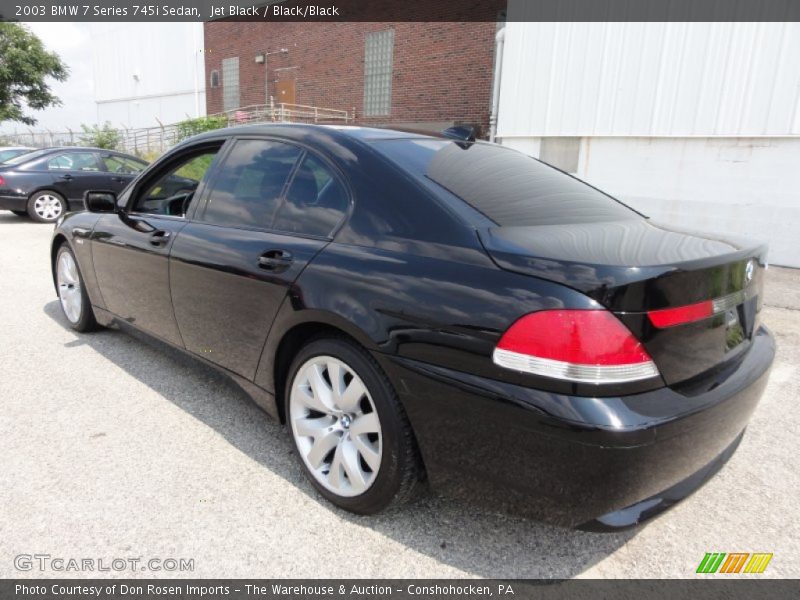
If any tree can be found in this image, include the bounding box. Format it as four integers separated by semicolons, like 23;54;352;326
79;122;122;150
175;115;228;142
0;23;68;126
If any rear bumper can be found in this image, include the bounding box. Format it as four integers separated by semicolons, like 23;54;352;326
379;326;775;528
0;194;27;212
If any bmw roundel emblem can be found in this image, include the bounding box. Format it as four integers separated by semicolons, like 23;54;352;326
745;260;755;285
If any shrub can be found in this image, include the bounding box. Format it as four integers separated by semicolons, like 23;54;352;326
79;122;122;150
134;149;162;163
175;115;228;142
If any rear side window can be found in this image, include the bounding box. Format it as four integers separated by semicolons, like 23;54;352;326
371;139;639;226
46;152;100;171
203;139;300;228
272;154;349;237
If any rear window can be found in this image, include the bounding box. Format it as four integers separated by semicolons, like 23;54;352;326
371;139;639;226
3;148;52;165
0;149;31;162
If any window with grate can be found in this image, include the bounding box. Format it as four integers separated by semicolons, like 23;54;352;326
363;29;394;117
222;57;240;111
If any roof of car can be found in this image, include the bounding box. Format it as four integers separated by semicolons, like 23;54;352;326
320;125;440;140
184;123;439;144
34;146;133;153
7;147;145;159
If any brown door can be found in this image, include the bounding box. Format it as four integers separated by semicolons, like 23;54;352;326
275;80;296;105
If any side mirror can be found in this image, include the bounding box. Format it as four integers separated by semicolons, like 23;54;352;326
84;190;117;213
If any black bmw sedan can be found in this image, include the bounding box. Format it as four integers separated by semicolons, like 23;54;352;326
50;124;774;528
0;147;149;222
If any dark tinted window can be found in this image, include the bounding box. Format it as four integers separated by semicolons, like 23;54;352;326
272;155;348;237
372;139;639;226
203;140;300;228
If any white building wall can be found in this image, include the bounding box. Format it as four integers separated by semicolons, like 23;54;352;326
579;137;800;267
497;21;800;137
90;23;205;129
496;18;800;267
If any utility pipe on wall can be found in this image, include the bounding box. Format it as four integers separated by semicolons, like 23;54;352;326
489;26;506;143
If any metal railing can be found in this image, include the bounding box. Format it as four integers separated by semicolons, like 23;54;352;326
222;102;352;125
0;102;354;156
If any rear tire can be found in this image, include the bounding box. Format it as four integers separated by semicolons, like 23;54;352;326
28;190;66;223
55;245;98;332
285;337;423;514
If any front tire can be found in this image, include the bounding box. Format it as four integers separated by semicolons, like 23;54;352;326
55;245;97;332
28;190;66;223
285;338;423;514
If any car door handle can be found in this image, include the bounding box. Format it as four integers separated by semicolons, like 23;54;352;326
258;250;293;271
59;174;73;181
149;230;171;246
110;176;125;183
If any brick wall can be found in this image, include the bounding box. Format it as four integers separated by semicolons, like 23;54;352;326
203;21;499;136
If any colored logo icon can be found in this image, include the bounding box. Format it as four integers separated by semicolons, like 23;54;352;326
697;552;773;574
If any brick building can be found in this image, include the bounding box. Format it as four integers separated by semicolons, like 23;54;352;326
203;20;501;135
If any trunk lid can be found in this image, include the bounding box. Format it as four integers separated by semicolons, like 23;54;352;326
479;219;767;385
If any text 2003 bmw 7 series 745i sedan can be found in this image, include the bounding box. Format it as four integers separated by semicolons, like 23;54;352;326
50;124;774;529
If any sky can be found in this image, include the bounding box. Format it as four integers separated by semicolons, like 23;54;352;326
0;23;97;135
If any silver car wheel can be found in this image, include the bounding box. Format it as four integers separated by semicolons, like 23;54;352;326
289;355;383;497
34;194;64;221
57;251;82;324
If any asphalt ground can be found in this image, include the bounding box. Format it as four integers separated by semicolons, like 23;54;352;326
1;212;798;578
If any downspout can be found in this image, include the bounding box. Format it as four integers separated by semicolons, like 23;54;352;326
192;23;201;118
489;26;506;143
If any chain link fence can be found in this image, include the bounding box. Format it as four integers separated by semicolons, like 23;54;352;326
0;103;354;157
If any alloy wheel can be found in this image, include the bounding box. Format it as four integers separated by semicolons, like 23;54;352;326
289;355;383;497
57;251;82;324
33;194;63;221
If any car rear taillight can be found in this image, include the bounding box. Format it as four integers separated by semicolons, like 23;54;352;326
0;175;5;186
492;309;660;384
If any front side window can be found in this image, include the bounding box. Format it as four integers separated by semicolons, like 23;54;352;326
202;139;301;229
102;155;147;174
272;155;348;237
133;149;219;217
46;152;100;171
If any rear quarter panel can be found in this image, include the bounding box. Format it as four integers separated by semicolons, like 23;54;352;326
255;237;607;397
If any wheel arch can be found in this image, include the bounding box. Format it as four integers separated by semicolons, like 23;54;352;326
50;233;70;295
269;319;376;424
30;187;67;202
